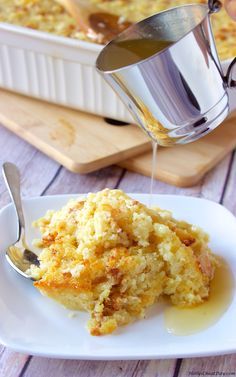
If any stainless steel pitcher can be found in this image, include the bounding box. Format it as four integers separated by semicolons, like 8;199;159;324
96;0;236;146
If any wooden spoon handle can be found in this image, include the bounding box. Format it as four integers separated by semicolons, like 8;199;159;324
55;0;132;44
55;0;91;33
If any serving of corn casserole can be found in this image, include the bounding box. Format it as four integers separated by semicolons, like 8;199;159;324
29;189;217;336
0;0;235;61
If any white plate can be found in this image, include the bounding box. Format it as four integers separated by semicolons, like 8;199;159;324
0;194;236;360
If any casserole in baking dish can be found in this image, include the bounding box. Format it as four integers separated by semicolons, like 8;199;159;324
0;0;236;121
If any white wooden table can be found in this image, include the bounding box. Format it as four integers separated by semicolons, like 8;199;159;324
0;123;236;377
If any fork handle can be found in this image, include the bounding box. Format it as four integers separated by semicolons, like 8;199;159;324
2;162;25;238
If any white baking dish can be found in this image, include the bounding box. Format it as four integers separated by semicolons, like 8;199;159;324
0;22;235;123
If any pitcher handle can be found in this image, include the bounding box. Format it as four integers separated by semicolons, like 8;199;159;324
208;0;222;13
224;57;236;88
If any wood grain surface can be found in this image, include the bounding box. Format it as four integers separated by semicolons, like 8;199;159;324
0;123;236;377
120;115;236;187
0;89;150;174
1;89;236;187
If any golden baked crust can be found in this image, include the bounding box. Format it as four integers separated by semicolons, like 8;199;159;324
0;0;235;61
29;189;216;335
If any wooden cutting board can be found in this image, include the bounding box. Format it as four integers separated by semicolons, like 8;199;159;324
0;89;150;173
0;89;236;187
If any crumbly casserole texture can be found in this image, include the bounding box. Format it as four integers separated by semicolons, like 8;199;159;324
30;189;216;336
0;0;235;61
